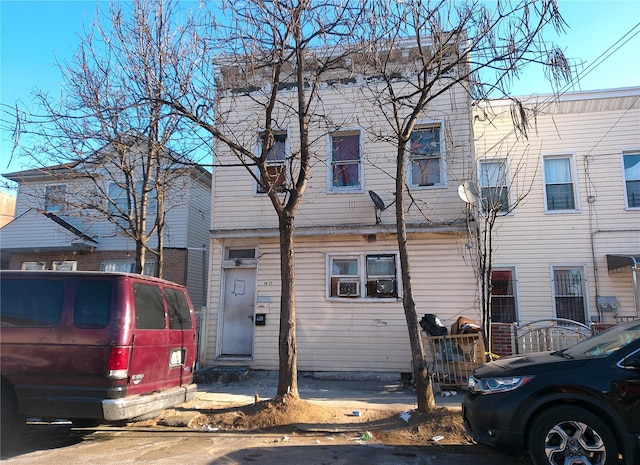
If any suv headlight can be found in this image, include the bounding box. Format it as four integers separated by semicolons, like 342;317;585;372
468;375;534;394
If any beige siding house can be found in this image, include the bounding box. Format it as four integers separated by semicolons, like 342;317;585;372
203;58;479;373
474;87;640;327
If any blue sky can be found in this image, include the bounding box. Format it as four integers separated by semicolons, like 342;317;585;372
1;0;639;191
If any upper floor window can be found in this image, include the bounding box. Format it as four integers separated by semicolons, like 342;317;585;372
256;131;287;194
328;253;398;299
44;184;67;212
329;131;361;191
543;155;577;212
623;152;640;208
409;124;444;188
479;160;509;213
490;268;517;323
108;182;157;222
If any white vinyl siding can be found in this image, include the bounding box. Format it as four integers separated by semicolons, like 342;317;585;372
474;88;640;324
206;233;476;372
212;85;471;231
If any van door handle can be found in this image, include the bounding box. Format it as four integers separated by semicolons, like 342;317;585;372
248;316;254;322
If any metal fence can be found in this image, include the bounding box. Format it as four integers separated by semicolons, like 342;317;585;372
423;333;486;388
511;318;595;355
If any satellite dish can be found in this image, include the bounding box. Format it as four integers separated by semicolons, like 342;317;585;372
457;181;479;204
369;190;386;211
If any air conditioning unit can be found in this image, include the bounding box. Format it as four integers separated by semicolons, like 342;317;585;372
375;279;396;294
338;280;360;297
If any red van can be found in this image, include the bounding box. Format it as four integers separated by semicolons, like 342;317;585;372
0;270;197;443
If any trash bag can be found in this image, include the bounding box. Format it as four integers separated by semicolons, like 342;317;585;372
420;314;448;336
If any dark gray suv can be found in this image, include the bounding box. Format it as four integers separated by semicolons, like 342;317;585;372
463;319;640;465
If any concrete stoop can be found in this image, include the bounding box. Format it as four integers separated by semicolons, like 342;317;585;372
193;366;250;384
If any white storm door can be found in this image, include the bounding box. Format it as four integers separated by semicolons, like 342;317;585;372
221;267;256;356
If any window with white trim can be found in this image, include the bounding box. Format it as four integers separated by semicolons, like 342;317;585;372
543;155;577;211
21;261;46;270
256;131;287;194
479;160;509;213
52;261;77;271
329;131;361;191
44;184;68;212
490;268;517;323
623;152;640;208
328;253;398;299
552;266;587;324
100;258;156;276
108;182;158;223
409;124;444;187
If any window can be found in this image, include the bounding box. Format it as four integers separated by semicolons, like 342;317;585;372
133;283;166;329
227;249;256;260
490;269;517;323
409;125;444;187
44;184;67;212
74;280;111;328
328;253;398;299
165;288;193;330
257;132;287;194
552;267;587;323
479;160;509;213
543;155;576;211
100;259;156;276
330;132;361;190
623;152;640;208
108;182;158;222
52;261;77;271
1;278;64;327
21;261;46;270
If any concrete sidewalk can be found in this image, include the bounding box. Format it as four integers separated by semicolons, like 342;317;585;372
192;370;463;412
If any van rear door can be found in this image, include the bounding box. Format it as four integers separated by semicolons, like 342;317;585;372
124;280;196;395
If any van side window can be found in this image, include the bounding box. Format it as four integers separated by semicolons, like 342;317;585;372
75;280;111;328
133;283;166;329
165;288;193;330
0;278;64;327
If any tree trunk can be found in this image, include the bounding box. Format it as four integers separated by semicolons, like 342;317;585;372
134;239;143;274
395;145;435;412
277;212;299;398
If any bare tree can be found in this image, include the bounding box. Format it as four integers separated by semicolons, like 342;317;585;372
161;0;362;399
9;0;205;276
351;0;571;411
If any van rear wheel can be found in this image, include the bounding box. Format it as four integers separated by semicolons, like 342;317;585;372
71;418;102;428
1;387;25;453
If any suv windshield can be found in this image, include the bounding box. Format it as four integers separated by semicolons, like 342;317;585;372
563;321;640;358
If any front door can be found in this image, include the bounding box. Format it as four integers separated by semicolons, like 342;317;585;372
220;267;255;356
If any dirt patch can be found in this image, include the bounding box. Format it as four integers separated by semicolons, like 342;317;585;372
178;394;470;447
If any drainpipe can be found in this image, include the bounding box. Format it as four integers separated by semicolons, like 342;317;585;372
630;257;639;318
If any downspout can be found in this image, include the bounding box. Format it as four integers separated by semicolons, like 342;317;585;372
631;257;640;318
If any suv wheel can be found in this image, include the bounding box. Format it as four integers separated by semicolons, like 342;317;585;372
528;406;619;465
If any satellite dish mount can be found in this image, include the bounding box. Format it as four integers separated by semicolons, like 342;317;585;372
368;190;395;224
